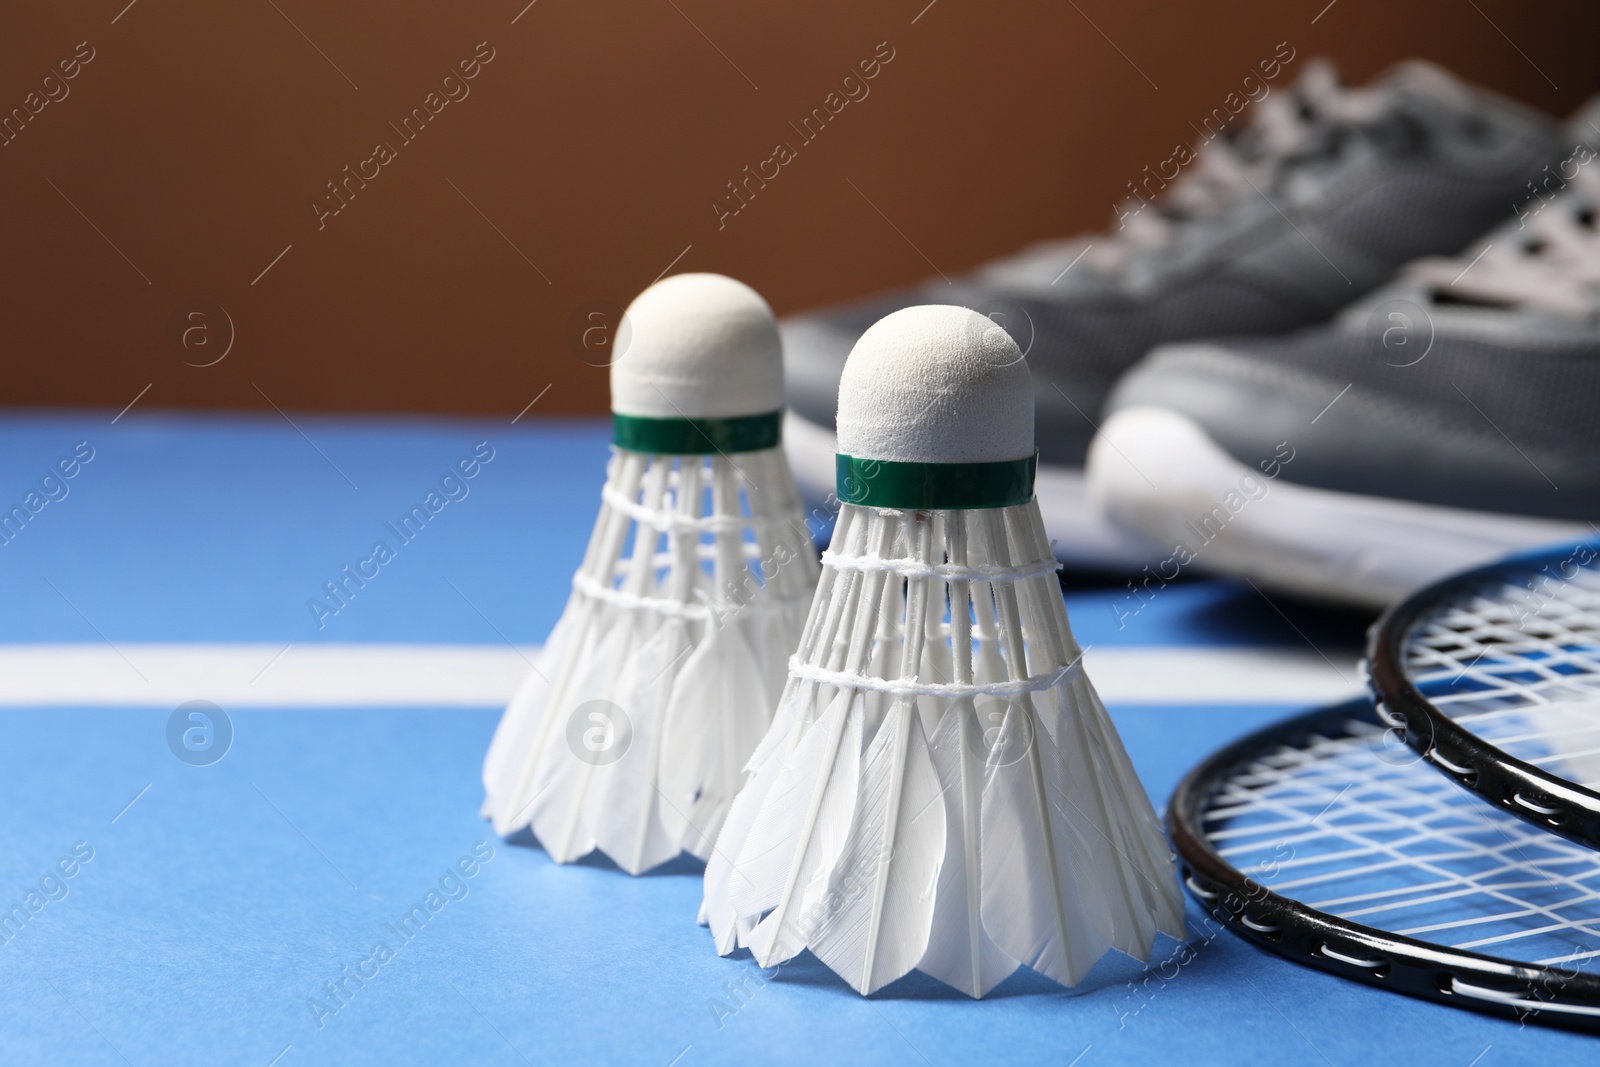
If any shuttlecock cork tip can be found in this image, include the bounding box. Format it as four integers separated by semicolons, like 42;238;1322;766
610;273;783;420
836;305;1033;464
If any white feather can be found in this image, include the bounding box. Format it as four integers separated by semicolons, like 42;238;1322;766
701;667;826;952
524;614;638;863
480;447;818;872
586;617;691;874
1011;506;1186;946
707;502;1184;995
808;698;944;994
481;609;573;827
921;703;1018;996
913;511;1021;996
806;514;946;993
659;619;769;859
701;718;785;953
739;690;862;966
979;693;1116;986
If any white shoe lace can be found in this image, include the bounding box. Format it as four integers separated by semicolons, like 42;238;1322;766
1405;147;1600;316
1084;59;1398;272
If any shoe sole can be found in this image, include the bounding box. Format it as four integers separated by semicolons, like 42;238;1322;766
1087;406;1591;607
783;410;1161;569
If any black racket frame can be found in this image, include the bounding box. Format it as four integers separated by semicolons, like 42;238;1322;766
1366;540;1600;851
1168;698;1600;1032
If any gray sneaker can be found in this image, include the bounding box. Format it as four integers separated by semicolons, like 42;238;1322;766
1090;100;1600;605
782;59;1565;564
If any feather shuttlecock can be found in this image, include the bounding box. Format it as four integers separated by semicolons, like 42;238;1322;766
702;305;1184;995
481;273;820;873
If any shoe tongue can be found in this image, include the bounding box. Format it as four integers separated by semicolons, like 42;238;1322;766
1366;59;1471;107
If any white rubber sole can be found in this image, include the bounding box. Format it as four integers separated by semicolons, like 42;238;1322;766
1087;405;1593;607
783;410;1162;568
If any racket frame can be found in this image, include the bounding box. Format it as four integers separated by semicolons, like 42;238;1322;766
1366;540;1600;851
1168;699;1600;1031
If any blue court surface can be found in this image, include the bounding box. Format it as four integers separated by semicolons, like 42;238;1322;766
0;412;1585;1066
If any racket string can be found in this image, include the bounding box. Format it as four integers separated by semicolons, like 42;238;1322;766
1400;570;1600;784
1202;716;1600;969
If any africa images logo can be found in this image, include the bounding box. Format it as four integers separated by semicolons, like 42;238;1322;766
565;700;632;766
166;700;234;767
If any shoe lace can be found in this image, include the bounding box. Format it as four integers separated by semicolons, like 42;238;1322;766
1405;151;1600;315
1087;59;1396;271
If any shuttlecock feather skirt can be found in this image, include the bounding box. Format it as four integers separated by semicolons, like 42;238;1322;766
481;446;820;874
702;501;1185;996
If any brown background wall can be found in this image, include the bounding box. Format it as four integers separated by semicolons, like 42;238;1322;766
2;1;1596;418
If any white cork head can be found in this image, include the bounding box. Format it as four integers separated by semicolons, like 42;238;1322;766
836;305;1034;463
610;273;784;419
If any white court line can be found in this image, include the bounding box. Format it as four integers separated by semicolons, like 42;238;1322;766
0;644;1361;708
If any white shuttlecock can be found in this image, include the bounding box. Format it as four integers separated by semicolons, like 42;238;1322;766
481;273;820;874
702;305;1185;996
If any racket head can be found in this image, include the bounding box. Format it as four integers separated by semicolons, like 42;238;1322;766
1168;697;1600;1032
1366;539;1600;849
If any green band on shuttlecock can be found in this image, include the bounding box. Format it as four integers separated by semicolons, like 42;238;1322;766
835;453;1036;510
611;411;782;454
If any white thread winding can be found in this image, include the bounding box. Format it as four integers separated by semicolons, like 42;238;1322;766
619;544;766;575
573;571;812;620
820;551;1062;585
786;655;1082;700
601;483;802;538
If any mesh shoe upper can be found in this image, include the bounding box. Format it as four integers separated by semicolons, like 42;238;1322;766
1105;126;1600;521
784;60;1565;467
1105;329;1600;519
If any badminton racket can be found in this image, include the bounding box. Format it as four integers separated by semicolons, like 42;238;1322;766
1366;539;1600;849
1168;697;1600;1031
